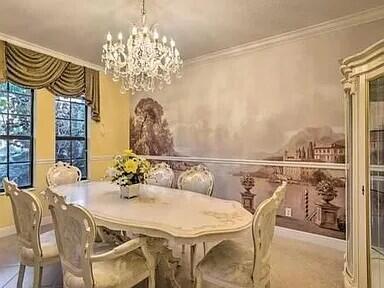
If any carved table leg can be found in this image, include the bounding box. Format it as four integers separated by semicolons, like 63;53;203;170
146;238;181;288
190;244;197;281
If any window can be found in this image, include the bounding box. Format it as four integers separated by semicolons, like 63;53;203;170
55;96;87;178
0;82;34;189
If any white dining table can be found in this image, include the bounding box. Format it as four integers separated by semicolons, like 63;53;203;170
51;181;252;287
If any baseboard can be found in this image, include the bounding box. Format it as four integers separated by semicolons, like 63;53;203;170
0;216;52;238
275;226;346;251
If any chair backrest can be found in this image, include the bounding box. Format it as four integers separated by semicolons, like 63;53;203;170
272;181;287;208
146;162;175;188
46;188;96;287
251;183;283;284
3;178;43;258
177;165;214;196
47;161;82;186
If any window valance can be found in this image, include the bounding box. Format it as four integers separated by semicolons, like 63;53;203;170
0;41;100;121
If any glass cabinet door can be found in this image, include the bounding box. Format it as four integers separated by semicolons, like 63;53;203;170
368;75;384;288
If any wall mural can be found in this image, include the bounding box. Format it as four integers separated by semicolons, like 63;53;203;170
130;97;346;239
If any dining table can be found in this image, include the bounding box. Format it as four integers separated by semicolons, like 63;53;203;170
50;181;253;288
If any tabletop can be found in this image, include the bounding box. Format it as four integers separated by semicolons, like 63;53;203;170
51;181;253;244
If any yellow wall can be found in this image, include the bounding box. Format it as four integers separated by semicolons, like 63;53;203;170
0;73;130;228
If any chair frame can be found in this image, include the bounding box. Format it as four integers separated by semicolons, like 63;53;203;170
3;178;59;288
195;181;287;288
46;161;82;186
46;188;156;288
177;164;214;196
146;162;175;188
177;164;215;279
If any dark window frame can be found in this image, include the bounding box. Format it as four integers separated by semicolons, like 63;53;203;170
55;96;88;179
0;82;34;191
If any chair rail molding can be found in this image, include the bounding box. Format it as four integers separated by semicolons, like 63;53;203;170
141;155;346;170
185;5;384;65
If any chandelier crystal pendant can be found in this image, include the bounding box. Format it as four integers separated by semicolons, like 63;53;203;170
101;0;183;94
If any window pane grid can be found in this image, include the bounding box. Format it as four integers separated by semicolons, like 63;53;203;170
55;96;87;179
0;82;33;190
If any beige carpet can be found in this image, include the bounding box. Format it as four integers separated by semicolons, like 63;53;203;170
0;231;344;288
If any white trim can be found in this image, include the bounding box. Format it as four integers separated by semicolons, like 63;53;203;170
141;155;346;170
185;5;384;65
0;216;52;239
36;159;55;165
0;32;103;71
90;155;114;161
275;226;346;252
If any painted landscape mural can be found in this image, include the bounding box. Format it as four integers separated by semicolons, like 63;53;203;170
125;21;384;240
130;96;346;239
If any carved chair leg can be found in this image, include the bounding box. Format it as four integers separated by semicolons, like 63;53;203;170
148;272;155;288
190;244;196;281
182;244;185;254
203;242;207;255
194;269;203;288
33;265;43;288
17;263;26;288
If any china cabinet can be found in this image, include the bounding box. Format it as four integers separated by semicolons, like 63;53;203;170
341;39;384;288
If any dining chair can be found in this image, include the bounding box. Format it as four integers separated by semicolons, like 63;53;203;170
3;178;59;288
46;188;156;288
177;164;214;196
46;161;82;186
177;164;215;279
146;162;175;188
195;181;287;288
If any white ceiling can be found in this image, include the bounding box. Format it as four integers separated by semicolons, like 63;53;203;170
0;0;384;65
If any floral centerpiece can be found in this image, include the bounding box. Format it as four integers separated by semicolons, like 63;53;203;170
110;149;151;198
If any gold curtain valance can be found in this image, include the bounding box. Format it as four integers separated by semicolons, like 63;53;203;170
0;41;100;121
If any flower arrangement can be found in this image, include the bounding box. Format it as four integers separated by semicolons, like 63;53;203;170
110;149;151;187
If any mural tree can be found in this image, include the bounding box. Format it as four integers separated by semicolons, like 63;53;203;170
130;98;175;155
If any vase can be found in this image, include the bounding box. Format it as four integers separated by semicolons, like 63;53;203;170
120;183;140;199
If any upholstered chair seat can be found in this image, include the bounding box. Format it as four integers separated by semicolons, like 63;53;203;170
195;182;287;288
63;250;149;288
20;230;58;265
146;162;175;188
196;239;270;288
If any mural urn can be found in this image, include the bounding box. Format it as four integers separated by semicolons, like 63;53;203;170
240;174;256;214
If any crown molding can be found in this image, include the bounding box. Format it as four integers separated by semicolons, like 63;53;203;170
185;5;384;65
0;32;103;71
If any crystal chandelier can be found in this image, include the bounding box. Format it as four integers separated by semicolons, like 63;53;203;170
101;0;183;94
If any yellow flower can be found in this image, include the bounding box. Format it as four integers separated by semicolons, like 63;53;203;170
124;159;138;173
123;149;134;156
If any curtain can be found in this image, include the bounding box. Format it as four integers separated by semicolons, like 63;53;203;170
0;41;100;121
0;42;6;82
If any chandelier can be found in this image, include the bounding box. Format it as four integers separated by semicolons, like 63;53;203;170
101;0;183;94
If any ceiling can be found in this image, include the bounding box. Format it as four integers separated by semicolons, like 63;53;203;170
0;0;384;65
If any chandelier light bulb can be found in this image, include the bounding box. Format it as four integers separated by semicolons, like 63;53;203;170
107;32;112;41
132;26;138;35
170;39;175;47
162;36;167;43
153;30;159;40
118;32;123;40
